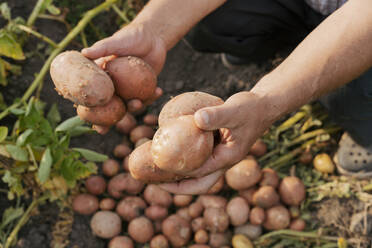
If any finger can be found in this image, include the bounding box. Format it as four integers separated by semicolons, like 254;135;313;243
82;36;121;59
127;99;144;113
194;103;238;131
92;125;110;135
143;87;163;106
159;170;224;195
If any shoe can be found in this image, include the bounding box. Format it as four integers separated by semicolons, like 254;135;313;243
221;53;251;69
334;132;372;179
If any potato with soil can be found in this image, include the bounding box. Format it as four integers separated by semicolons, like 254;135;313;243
259;168;279;188
232;234;254;248
90;211;122;239
100;198;116;211
106;56;157;101
278;176;306;206
197;195;227;209
239;187;257;205
263;205;290;230
116;196;147;221
150;234;169;248
174;195;194;207
103;159;120;177
234;224;262;240
72;193;99;215
290;218;306;231
116;113;137;134
195;229;209;244
226;197;250;226
128;216;154;243
162;214;192;247
113;143;132;158
108;236;134;248
249;139;267;157
144;184;173;207
192;217;206;232
225;156;262;190
145;205;168;221
177;207;192;221
108;173;144;198
209;232;231;248
144;114;159;126
130;125;155;143
189;202;204;219
50;50;114;107
249;207;265;225
204;208;229;233
85;176;106;195
252;186;280;209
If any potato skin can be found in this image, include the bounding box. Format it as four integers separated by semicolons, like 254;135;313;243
128;216;154;243
191;217;206;232
99;198;116;211
162;214;192;247
260;168;279;188
108;236;134;248
158;92;224;126
188;202;204;219
174;195;193;207
204;208;229;233
85;176;106;195
209;232;231;248
206;176;225;194
195;229;209;244
103;159;120;177
197;195;227;209
130;125;155;143
234;224;262;240
116;196;147;221
77;95;126;126
90;211;122;239
116;113;137;134
152;115;214;174
226;197;250;226
278;176;306;206
249;207;265;225
72;193;99;215
145;205;168;221
144;184;173;207
252;186;280;209
225;156;262;190
150;234;169;248
290;218;306;231
51;51;114;107
108;173;144;198
106;56;157;101
263;205;290;230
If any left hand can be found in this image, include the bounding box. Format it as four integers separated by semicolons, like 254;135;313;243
159;91;273;194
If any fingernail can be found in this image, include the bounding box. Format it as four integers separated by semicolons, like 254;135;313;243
198;110;209;126
81;48;89;54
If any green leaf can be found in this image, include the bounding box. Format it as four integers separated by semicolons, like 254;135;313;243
5;145;28;161
0;92;6;110
69;126;93;137
0;58;7;86
0;207;24;229
0;30;25;60
0;3;11;20
47;103;61;127
72;148;108;162
37;147;53;183
55;116;84;132
46;4;61;15
0;126;8;142
16;129;33;146
9;108;25;115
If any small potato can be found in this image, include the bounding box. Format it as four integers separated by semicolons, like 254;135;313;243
90;211;122;239
204;208;229;233
145;205;168;221
259;168;279;188
290;218;306;231
144;114;159;126
226;197;250;226
85;176;106;195
206;175;225;194
192;217;206;232
209;232;231;248
174;195;194;207
189;202;204;219
50;51;114;107
249;207;265;225
128;216;154;243
123;156;130;172
108;173;144;198
189;245;210;248
195;229;209;244
239;187;257;205
263;205;290;230
197;195;227;209
99;198;116;211
299;151;313;164
113;144;132;158
278;176;306;206
103;159;120;177
116;113;137;134
130;125;155;143
177;207;192;221
129;141;183;183
135;137;151;148
109;236;134;248
77;95;126;126
158;92;224;126
151;115;214;174
144;184;173;207
249;139;267;157
125;174;145;194
225;156;262;190
116;196;146;221
252;186;280;209
232;234;254;248
72;193;99;215
162;214;192;247
313;153;335;174
106;56;157;101
150;234;169;248
234;224;262;240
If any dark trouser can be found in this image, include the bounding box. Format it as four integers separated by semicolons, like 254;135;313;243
185;0;372;146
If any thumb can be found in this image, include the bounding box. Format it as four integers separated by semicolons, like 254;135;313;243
82;35;123;59
194;103;236;131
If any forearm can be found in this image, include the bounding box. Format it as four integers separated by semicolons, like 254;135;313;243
252;0;372;123
132;0;226;50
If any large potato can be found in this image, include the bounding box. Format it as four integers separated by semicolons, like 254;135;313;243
106;56;157;101
225;156;262;190
158;92;224;126
162;215;191;247
50;51;114;107
152;115;214;174
77;95;126;126
90;211;122;239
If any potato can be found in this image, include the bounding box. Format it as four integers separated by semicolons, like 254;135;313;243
259;168;279;188
128;216;154;243
232;234;254;248
313;153;335;173
125;174;146;194
130;125;155;143
252;186;280;209
197;195;227;209
225;156;262;190
145;205;168;221
263;205;290;230
144;114;159;126
174;195;194;207
162;215;191;247
85;176;106;195
150;234;169;248
50;51;114;107
239;187;257;205
188;245;211;248
123;156;130;172
152;115;214;174
135;137;151;148
77;95;126;126
249;139;267;157
116;196;146;221
209;233;231;248
154;220;163;234
299;151;313;164
206;175;225;194
158;92;224;126
278;176;306;206
192;217;206;232
290;218;306;231
226;197;250;226
103;159;120;177
204;208;229;233
90;211;121;239
195;229;209;244
99;198;116;211
72;193;99;215
129;141;183;183
249;207;265;225
106;56;157;101
234;224;262;240
108;173;144;198
116;113;137;134
144;184;173;207
113;144;132;158
189;202;204;219
177;207;192;221
109;236;134;248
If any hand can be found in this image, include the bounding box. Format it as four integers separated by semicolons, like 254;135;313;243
159;91;273;194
